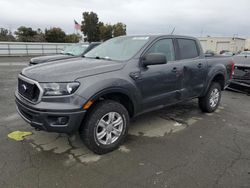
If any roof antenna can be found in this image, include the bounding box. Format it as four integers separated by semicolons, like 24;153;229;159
170;27;175;35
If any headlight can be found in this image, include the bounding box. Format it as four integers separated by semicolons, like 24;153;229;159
41;82;80;96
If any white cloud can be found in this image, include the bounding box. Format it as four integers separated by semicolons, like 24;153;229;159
0;0;249;37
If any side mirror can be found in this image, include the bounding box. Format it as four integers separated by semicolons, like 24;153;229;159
142;53;167;66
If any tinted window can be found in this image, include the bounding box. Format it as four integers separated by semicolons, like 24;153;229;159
178;39;199;59
146;39;175;61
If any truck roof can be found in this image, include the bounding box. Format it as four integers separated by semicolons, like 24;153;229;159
119;35;198;40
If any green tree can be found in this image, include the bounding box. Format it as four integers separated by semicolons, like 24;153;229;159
15;26;37;42
33;28;46;42
99;23;113;41
81;11;100;42
45;27;66;43
113;22;126;37
65;33;82;43
0;28;15;41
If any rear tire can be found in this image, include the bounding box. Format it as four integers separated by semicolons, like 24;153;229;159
199;82;222;113
79;100;129;154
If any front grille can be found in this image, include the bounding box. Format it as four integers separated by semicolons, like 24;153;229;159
18;76;40;103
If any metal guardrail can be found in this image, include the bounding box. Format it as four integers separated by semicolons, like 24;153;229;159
0;42;73;56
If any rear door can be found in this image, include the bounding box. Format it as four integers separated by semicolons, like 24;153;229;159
176;38;207;99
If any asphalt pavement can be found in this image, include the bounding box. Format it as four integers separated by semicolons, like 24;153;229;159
0;57;250;188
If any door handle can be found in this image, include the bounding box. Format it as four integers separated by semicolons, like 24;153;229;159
172;67;177;73
197;63;202;68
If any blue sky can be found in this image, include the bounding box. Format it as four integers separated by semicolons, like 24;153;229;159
0;0;249;38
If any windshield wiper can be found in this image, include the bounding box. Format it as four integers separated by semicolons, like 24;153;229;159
82;56;112;60
95;56;112;60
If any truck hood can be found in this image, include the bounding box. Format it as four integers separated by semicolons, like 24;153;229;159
22;58;125;82
30;54;76;64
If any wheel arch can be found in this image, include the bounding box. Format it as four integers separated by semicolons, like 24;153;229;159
202;72;225;96
86;88;137;118
211;73;225;90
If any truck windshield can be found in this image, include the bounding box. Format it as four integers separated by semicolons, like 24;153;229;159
84;36;150;61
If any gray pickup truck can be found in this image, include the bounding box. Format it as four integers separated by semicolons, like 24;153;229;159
15;35;235;154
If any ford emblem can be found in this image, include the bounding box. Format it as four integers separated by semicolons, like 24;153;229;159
22;84;27;92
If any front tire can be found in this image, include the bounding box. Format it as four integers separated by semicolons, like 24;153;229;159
199;82;222;113
80;100;129;154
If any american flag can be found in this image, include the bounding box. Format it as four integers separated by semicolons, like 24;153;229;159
74;20;81;30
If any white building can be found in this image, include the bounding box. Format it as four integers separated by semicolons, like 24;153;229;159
245;39;250;50
198;37;246;54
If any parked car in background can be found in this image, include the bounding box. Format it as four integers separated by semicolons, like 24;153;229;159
220;50;230;54
221;51;234;56
205;50;217;57
238;51;250;56
29;42;101;65
228;51;250;93
16;35;234;154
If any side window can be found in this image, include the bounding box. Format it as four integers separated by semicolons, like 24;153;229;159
146;39;175;61
177;39;199;59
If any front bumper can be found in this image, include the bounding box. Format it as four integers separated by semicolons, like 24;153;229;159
15;96;86;134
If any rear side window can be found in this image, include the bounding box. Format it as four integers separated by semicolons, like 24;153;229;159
146;39;175;61
177;39;199;59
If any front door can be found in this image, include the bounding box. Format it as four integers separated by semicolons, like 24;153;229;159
135;38;182;110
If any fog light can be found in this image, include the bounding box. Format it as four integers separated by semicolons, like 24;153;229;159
49;116;69;126
56;117;68;125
